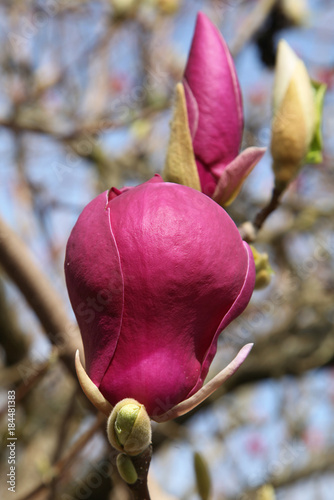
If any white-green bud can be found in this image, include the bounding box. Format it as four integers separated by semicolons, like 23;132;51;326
107;398;152;456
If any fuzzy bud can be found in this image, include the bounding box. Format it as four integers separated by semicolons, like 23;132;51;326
110;0;137;18
280;0;309;26
271;40;315;191
116;454;138;484
256;484;276;500
251;246;273;290
107;399;152;456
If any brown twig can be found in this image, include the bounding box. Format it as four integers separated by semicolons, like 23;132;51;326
253;186;283;231
47;387;81;500
238;186;283;243
238;447;334;499
17;412;106;500
0;215;81;377
127;445;153;500
230;0;278;57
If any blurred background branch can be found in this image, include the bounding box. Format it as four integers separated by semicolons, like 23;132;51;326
0;0;334;499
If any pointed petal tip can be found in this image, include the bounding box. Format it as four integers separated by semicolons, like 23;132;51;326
193;11;219;42
240;342;254;359
196;11;211;25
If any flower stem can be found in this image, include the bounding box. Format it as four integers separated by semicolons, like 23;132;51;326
253;185;283;232
238;185;284;243
127;445;153;500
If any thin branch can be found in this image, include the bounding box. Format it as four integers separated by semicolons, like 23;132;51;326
0;215;81;377
17;413;106;500
253;186;283;231
230;0;278;57
239;186;283;243
47;387;81;500
127;445;153;500
238;447;334;499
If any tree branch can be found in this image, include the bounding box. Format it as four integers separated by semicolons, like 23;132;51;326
0;215;81;377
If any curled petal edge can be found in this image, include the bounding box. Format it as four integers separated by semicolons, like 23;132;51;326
152;343;254;423
75;350;113;415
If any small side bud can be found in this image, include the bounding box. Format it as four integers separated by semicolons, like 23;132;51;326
256;484;276;500
280;0;309;26
110;0;137;19
156;0;181;15
116;454;138;485
193;451;211;500
107;398;152;456
251;246;273;290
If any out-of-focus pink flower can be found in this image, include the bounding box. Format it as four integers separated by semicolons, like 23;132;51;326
65;175;255;420
164;13;265;206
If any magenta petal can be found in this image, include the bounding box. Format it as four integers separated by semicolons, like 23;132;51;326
183;79;199;140
212;147;266;205
65;192;124;386
196;159;218;197
187;241;255;399
184;12;243;169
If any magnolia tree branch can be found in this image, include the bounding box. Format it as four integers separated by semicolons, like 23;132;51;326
17;413;106;500
230;0;278;57
0;215;81;377
127;446;153;500
237;447;334;499
253;186;283;232
239;185;284;243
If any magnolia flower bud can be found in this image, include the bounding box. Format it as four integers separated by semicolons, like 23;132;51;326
194;452;211;500
156;0;180;14
251;246;273;290
111;0;137;18
66;175;255;420
163;13;265;206
280;0;309;26
271;40;316;190
116;454;138;484
107;399;152;456
256;484;276;500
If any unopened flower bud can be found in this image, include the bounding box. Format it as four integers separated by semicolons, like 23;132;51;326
194;452;211;500
251;246;273;290
280;0;309;26
256;484;276;500
111;0;137;18
271;40;316;191
116;454;138;484
107;399;152;456
156;0;180;15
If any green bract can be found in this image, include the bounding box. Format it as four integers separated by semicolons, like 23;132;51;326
304;80;327;164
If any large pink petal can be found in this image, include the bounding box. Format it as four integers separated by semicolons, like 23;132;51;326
187;242;255;399
65;192;124;386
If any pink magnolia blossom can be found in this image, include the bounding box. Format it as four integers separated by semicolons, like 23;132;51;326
65;175;255;420
183;12;265;205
